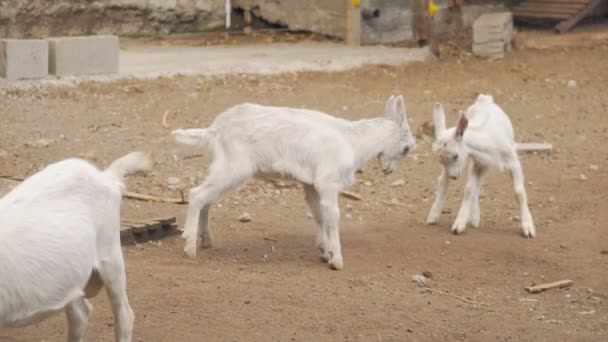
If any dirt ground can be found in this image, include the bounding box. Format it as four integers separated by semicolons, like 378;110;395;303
1;33;608;342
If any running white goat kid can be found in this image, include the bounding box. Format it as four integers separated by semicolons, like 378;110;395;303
0;151;153;341
426;94;536;238
172;95;416;270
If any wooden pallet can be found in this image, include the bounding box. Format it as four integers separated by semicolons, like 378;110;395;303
120;216;178;246
512;0;605;33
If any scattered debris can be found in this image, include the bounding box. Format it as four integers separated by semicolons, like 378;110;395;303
390;197;400;205
306;211;313;219
390;179;405;187
589;164;599;171
411;273;428;287
600;250;608;255
346;203;353;211
423;288;488;306
579;174;588;182
238;212;252;222
525;279;573;294
162;110;175;129
567;80;577;87
262;237;278;242
422;271;433;279
165;176;183;190
0;149;10;158
345;213;353;219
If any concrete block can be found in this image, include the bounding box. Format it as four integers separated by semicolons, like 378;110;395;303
48;35;119;76
473;40;510;58
0;39;49;80
473;12;513;31
473;26;513;43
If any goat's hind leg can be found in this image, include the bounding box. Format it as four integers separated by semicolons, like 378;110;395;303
303;184;330;263
509;158;536;238
98;248;134;342
65;297;92;342
317;185;343;270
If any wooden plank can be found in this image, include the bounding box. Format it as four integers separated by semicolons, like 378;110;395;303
520;0;592;4
513;11;571;19
516;143;553;154
555;0;604;33
525;280;573;293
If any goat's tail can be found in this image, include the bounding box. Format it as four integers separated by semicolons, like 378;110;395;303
103;151;154;183
171;128;214;148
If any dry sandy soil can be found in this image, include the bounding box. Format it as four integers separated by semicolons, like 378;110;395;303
1;33;607;342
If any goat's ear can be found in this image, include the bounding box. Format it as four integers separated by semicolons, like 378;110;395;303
384;95;396;118
385;94;407;127
432;103;446;138
455;111;468;140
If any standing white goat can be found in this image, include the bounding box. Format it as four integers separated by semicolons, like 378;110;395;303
172;95;415;270
0;151;153;341
426;94;536;237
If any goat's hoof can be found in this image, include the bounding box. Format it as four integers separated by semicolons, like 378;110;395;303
319;252;331;263
328;256;344;270
426;213;440;225
200;240;213;249
183;245;198;258
451;222;467;235
522;223;536;238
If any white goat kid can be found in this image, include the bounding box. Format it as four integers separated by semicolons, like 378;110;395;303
172;95;415;270
426;94;535;238
0;151;153;341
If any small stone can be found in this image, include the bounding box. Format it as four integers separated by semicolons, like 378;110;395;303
523;272;529;276
548;196;555;203
589;164;599;171
238;213;252;222
166;176;181;187
346;203;353;211
390;197;400;205
411;274;427;287
422;271;433;278
364;181;372;186
306;211;313;219
445;240;451;246
390;179;405;187
579;174;588;182
25;138;54;148
345;213;353;219
406;328;414;333
601;250;608;255
0;149;10;158
567;80;577;87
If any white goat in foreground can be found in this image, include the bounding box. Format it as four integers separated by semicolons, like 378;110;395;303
427;94;536;237
0;151;153;341
172;95;416;270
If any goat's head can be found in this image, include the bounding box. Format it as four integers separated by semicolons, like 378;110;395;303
431;103;469;179
378;95;416;175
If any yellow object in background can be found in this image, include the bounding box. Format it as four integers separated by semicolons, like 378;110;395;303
353;0;360;8
429;0;438;17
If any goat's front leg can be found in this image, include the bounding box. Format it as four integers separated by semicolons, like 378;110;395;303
303;184;330;263
198;204;213;249
317;186;343;270
468;162;488;228
98;248;134;342
452;164;482;234
183;166;250;257
427;168;450;224
509;159;536;238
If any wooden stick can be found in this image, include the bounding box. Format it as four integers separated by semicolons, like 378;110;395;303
424;289;488;306
525;280;573;294
123;191;187;204
340;190;362;201
0;175;25;181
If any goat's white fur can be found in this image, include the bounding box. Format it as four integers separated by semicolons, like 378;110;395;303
0;151;153;341
426;94;536;237
172;96;415;270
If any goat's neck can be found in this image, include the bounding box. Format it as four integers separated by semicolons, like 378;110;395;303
347;118;396;170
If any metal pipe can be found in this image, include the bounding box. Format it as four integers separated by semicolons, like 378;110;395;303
225;0;231;28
